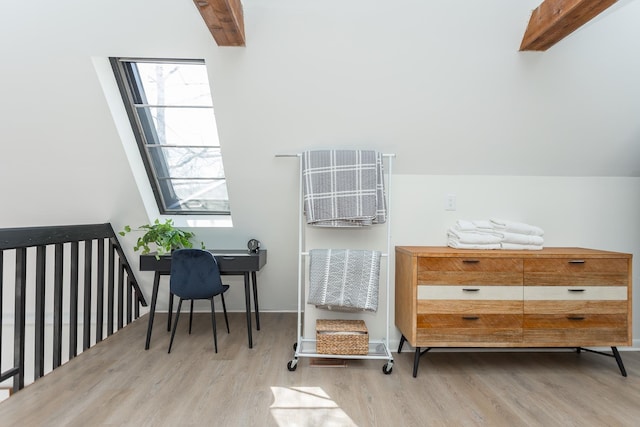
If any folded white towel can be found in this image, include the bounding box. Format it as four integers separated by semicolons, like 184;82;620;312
447;239;500;250
490;219;544;236
447;228;502;244
500;232;544;246
501;243;543;250
455;219;494;231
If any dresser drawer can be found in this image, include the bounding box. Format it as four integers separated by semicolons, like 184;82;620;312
415;298;523;345
419;285;522;300
418;257;523;286
523;297;629;345
523;313;628;345
418;313;522;329
417;310;522;344
524;258;629;287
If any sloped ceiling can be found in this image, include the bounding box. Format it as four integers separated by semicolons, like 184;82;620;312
0;0;638;190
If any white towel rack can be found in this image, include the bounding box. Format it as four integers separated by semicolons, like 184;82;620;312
277;152;395;374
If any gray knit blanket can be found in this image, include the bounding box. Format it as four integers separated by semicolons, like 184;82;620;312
302;150;386;227
308;249;381;312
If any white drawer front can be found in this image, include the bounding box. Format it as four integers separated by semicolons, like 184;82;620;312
524;286;627;301
418;285;522;300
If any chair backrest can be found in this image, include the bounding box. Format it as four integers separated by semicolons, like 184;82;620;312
170;249;225;299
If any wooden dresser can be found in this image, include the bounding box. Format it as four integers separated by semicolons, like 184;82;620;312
395;246;632;377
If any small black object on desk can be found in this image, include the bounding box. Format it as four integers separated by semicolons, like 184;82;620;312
140;249;267;350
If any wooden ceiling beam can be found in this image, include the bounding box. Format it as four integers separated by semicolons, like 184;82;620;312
520;0;617;51
193;0;245;47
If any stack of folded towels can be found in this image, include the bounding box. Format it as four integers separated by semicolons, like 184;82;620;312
447;219;544;250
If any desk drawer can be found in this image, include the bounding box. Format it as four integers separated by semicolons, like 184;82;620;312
216;254;262;272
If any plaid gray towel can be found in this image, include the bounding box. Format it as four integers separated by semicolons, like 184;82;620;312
302;150;386;227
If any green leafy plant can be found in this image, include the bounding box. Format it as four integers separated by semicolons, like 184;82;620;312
119;219;203;259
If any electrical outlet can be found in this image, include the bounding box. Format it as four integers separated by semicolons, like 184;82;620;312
445;194;457;211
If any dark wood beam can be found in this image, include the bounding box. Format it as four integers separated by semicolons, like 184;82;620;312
193;0;245;47
520;0;617;51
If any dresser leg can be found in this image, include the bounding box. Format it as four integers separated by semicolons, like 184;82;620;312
611;347;627;377
578;346;627;377
398;335;406;353
413;347;421;378
411;347;433;378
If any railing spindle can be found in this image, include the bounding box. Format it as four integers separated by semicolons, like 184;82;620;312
53;243;64;369
96;238;105;343
69;242;79;360
107;242;115;336
35;246;46;380
83;239;92;351
14;248;27;391
117;260;124;329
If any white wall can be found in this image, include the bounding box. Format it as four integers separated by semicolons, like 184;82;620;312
0;1;639;346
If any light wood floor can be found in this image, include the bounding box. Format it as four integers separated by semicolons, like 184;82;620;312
1;312;639;426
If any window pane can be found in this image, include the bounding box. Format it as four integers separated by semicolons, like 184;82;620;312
149;146;225;179
135;62;212;106
166;179;230;212
136;106;219;146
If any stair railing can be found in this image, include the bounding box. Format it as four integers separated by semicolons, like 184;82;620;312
0;223;146;393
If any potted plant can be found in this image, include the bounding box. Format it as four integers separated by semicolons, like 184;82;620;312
119;219;203;259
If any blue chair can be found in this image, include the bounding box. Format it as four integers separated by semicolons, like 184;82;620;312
168;249;230;353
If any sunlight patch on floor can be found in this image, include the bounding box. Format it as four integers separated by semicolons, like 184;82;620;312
270;386;357;427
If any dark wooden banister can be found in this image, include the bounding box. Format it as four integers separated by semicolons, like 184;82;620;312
0;223;146;393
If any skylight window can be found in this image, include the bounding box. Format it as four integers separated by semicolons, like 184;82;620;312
110;58;230;215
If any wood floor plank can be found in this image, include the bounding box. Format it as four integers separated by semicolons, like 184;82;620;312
1;312;639;426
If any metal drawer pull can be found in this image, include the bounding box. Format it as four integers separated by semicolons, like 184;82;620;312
222;256;236;260
462;288;480;292
462;316;480;320
568;259;585;264
462;259;480;264
568;288;586;292
567;316;585;321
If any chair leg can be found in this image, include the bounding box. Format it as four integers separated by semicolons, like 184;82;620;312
210;298;218;353
168;298;184;353
220;293;230;334
189;300;194;334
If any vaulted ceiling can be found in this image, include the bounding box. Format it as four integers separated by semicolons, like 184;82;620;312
192;0;618;51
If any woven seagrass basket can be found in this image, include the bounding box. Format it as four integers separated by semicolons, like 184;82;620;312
316;319;368;355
